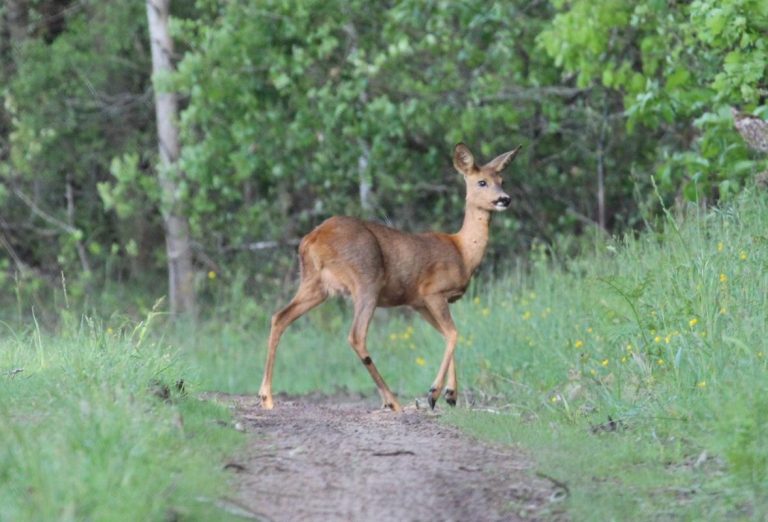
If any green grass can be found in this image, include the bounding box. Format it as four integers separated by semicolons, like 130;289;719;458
0;312;244;521
444;191;768;520
178;190;768;519
5;190;768;520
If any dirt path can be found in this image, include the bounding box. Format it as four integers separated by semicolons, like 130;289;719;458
212;393;565;522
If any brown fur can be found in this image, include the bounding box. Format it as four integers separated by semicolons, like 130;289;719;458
258;143;521;411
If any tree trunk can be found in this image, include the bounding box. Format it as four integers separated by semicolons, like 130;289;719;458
596;104;608;231
357;139;373;216
596;139;606;230
65;175;92;277
146;0;195;316
3;0;27;62
2;1;26;155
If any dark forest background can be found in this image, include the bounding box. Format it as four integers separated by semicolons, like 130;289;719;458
1;0;766;319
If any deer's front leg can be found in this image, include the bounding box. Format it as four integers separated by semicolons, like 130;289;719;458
445;358;458;406
416;305;458;408
422;296;458;410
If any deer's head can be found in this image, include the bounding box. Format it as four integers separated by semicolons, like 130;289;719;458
453;143;521;212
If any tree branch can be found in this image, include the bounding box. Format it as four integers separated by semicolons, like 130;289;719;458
224;239;301;252
479;86;591;104
13;187;78;235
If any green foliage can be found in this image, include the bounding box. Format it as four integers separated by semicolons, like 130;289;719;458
99;153;159;219
540;0;768;202
171;0;643;279
1;1;158;299
1;0;767;316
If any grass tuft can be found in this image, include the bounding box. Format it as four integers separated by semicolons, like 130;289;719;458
0;314;243;521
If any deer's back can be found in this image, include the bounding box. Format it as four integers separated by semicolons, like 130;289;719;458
299;216;468;306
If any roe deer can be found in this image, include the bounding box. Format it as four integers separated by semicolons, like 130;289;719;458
259;143;521;411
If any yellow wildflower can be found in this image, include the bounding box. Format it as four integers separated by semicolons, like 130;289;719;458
601;359;609;367
550;395;560;403
657;358;665;366
665;335;671;344
621;356;628;363
415;356;426;367
739;250;748;261
106;327;114;335
689;318;698;328
626;343;633;352
717;241;724;252
401;326;414;340
522;310;532;320
574;340;584;349
481;308;491;317
586;327;593;333
590;369;597;376
654;336;662;343
697;380;707;388
207;270;217;280
719;273;728;283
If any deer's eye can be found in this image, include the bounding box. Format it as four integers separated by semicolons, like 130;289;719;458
477;180;488;187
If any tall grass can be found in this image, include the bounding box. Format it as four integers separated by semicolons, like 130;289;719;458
180;190;768;519
448;190;768;520
0;310;242;521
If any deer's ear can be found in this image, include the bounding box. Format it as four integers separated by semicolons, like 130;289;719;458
453;143;475;174
485;145;522;173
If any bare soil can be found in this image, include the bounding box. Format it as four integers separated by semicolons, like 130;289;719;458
208;392;566;522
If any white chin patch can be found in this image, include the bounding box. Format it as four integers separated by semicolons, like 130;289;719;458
494;203;509;210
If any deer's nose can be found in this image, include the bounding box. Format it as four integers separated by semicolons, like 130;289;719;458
497;195;511;208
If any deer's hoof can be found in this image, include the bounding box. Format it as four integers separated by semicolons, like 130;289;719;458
444;389;457;407
428;387;438;410
259;394;274;410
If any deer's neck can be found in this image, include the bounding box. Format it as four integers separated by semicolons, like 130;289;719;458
452;205;492;275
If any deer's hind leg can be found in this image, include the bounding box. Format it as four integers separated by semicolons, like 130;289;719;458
259;275;327;409
347;289;402;412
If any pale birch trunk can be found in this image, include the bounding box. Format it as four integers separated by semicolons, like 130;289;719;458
146;0;195;316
